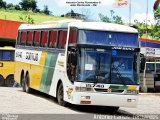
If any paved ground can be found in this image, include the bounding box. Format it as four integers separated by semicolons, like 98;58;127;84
0;87;160;115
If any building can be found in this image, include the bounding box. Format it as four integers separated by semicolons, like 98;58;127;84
64;12;86;19
140;38;160;58
0;19;24;47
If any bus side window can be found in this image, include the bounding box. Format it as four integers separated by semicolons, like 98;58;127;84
33;31;41;47
20;31;27;46
41;31;48;47
17;31;21;45
49;31;57;48
26;31;33;46
57;31;67;49
69;30;77;44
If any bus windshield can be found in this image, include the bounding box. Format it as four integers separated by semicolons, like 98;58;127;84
76;48;138;85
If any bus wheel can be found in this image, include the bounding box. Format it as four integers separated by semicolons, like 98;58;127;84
5;75;15;87
25;74;31;93
0;75;4;86
21;75;26;92
107;106;119;112
57;83;66;106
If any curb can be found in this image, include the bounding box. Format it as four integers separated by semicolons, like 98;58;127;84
139;93;160;96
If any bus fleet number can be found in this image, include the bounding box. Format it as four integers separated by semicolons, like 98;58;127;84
86;84;104;88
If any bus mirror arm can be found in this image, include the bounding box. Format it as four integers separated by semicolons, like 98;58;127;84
141;58;146;71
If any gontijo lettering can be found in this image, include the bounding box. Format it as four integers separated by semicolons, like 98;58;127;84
26;52;38;61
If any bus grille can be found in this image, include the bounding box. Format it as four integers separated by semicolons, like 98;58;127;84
94;88;124;93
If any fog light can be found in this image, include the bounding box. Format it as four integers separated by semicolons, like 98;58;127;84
127;99;136;102
126;90;139;94
81;96;90;100
75;86;93;92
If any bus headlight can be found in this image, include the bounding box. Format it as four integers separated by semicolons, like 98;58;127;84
126;90;139;95
75;86;93;92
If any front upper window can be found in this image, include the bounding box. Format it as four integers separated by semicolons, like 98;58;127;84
78;30;138;47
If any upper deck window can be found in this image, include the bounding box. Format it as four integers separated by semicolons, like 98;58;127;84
57;31;67;49
41;31;48;47
21;31;27;45
49;31;57;48
34;31;41;47
17;32;21;45
27;31;33;46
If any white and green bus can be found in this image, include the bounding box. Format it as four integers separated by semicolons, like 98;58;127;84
15;21;140;110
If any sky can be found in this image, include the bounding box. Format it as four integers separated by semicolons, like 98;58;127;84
5;0;156;24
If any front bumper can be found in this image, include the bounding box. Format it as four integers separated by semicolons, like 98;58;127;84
71;92;138;107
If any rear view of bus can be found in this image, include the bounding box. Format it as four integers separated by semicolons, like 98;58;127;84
0;46;15;87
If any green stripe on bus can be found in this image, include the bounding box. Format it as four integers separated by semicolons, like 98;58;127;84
109;85;128;90
40;52;58;93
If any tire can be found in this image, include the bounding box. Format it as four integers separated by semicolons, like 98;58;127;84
5;75;15;87
25;73;32;93
57;83;66;106
21;75;26;92
0;75;4;86
107;106;119;112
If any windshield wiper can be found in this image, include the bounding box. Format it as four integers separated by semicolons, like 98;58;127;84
112;65;126;85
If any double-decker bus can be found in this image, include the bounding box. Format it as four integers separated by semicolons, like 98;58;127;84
15;21;140;110
0;46;15;87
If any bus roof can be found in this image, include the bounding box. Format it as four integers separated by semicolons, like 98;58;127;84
0;46;15;50
18;21;138;33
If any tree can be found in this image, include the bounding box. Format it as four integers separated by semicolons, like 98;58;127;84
15;4;21;10
134;20;147;38
6;3;14;10
0;0;6;8
154;9;160;39
43;5;51;15
19;0;37;12
99;10;123;24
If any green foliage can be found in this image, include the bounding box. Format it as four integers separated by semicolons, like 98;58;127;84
153;9;160;40
0;0;6;8
0;9;71;24
15;5;21;10
19;13;34;24
134;20;146;37
19;0;37;12
0;0;53;16
133;9;160;40
6;3;15;10
43;5;51;15
154;9;160;20
99;10;123;24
